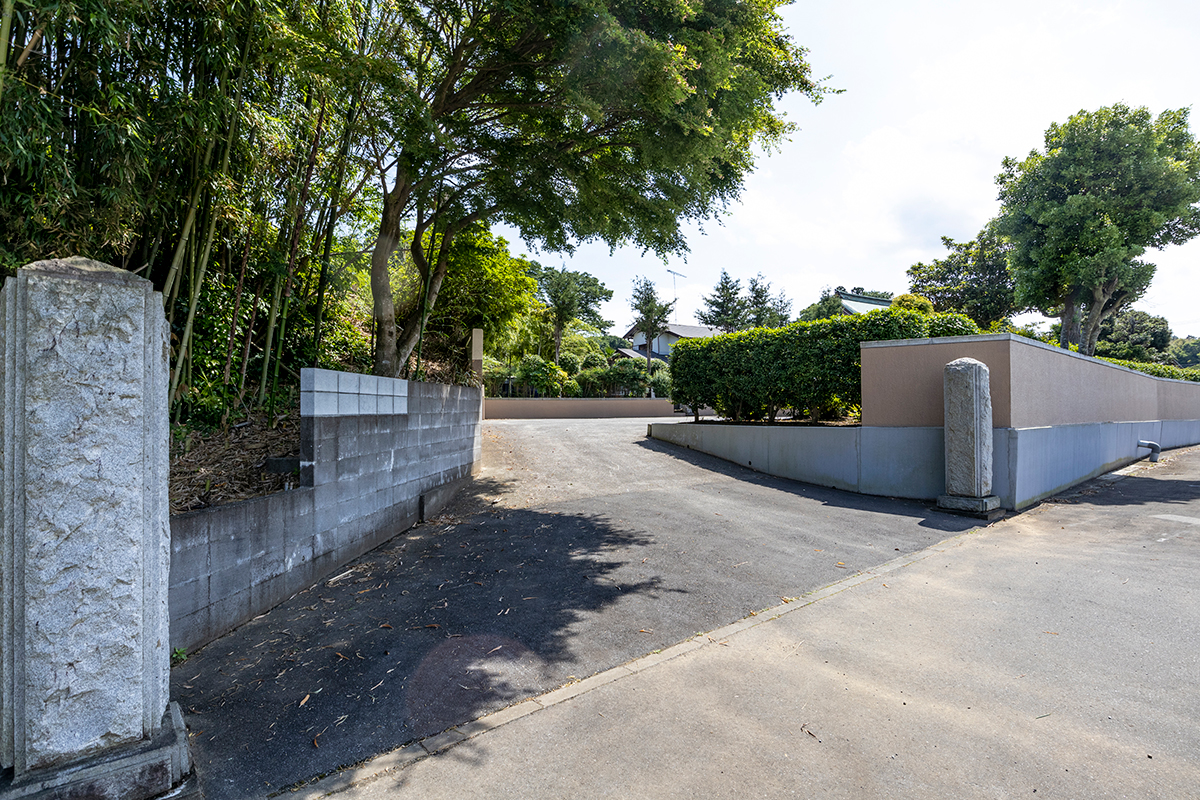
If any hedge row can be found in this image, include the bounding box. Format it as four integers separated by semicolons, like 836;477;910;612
1098;357;1200;382
669;308;980;421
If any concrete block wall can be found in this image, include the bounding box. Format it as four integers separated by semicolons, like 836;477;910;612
169;371;482;652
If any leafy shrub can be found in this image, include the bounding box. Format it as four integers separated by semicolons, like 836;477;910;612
670;307;981;421
562;378;582;397
927;312;981;338
575;367;609;397
891;293;934;314
606;358;649;396
516;354;566;396
558;353;581;376
649;370;672;399
1098;358;1200;382
581;352;608;370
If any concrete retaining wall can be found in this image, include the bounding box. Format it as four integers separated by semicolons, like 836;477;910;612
649;419;1200;511
485;397;684;419
169;372;482;652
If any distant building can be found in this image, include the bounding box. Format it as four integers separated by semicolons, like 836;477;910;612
837;291;892;315
620;323;722;362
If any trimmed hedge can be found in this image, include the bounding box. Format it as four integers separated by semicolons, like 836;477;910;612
669;308;981;421
1098;357;1200;382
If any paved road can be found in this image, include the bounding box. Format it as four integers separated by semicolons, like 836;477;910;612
292;441;1200;800
175;418;979;800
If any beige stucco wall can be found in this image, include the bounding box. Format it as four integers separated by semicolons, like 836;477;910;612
485;397;680;419
861;333;1200;428
861;336;1013;427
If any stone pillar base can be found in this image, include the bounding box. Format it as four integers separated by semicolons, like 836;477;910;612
0;703;198;800
937;494;1005;521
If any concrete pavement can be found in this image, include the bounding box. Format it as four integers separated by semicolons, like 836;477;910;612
284;442;1200;799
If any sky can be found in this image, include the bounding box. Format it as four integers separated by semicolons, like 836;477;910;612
494;0;1200;339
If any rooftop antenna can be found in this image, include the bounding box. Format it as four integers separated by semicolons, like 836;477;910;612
666;269;686;322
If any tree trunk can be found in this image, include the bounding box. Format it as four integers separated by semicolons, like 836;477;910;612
370;187;406;377
1058;289;1083;349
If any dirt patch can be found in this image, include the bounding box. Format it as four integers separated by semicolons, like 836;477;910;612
169;406;300;515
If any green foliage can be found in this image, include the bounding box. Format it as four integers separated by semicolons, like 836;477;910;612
927;312;981;338
670;308;981;420
630;277;673;363
890;294;934;314
558;353;581;377
581;352;608;370
746;274;792;328
997;103;1200;355
605;359;650;397
1168;337;1200;368
562;378;582;398
696;270;749;332
1094;309;1172;364
531;265;613;363
515;354;566;396
1098;358;1200;382
649;369;672;399
907;224;1018;326
574;367;609;397
798;286;892;322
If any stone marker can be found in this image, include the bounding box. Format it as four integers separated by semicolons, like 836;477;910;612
471;327;484;384
0;258;195;798
938;357;1002;517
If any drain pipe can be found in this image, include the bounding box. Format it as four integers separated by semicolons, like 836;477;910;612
1137;440;1161;462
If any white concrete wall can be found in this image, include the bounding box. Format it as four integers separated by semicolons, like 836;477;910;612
649;420;1200;510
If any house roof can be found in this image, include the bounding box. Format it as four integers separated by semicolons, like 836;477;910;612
614;347;668;363
837;291;892;315
622;322;723;340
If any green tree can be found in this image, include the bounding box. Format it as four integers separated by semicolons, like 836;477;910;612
630;276;674;377
1168;337;1200;368
996;103;1200;355
533;266;613;364
696;269;749;332
354;0;832;376
1094;309;1172;363
746;273;791;328
890;293;934;314
907;224;1018;327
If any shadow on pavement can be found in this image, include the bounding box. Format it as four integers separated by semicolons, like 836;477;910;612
174;480;665;800
633;435;978;534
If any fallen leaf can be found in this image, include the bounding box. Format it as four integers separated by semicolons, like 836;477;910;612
1044;631;1059;635
425;624;441;629
299;694;310;707
379;623;393;629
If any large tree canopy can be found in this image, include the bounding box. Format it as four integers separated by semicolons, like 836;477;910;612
532;266;613;364
907;222;1017;327
996;103;1200;355
340;0;831;375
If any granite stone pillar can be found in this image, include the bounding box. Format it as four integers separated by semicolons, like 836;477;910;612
0;258;194;798
937;357;1002;517
470;328;484;384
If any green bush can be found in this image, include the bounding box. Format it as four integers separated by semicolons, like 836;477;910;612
581;352;608;370
670;308;982;421
927;312;981;338
558;353;581;376
1098;357;1200;382
516;354;567;396
649;370;672;399
575;367;609;397
606;358;649;396
562;378;582;397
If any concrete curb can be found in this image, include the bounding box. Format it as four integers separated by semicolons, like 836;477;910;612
279;523;994;799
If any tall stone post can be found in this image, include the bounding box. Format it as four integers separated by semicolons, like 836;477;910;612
0;259;194;798
470;328;484;385
937;357;1002;519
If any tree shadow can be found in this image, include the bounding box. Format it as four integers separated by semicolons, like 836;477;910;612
173;486;673;800
632;436;980;534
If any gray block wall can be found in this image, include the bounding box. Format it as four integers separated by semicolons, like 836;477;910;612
169;372;482;652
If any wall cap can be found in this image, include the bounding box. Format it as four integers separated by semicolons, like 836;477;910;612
861;332;1198;386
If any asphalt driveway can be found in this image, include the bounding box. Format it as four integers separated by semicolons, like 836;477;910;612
174;418;981;800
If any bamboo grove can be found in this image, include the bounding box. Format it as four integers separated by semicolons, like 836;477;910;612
0;0;828;424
